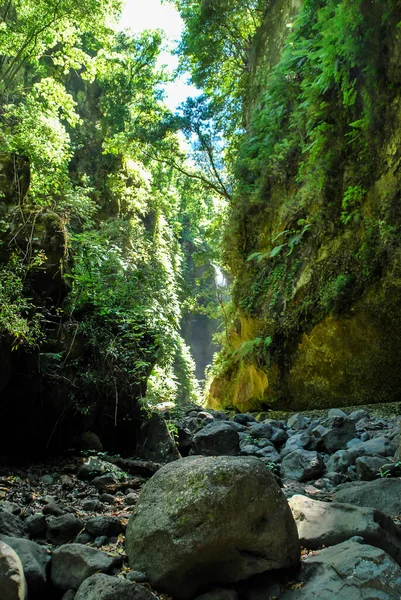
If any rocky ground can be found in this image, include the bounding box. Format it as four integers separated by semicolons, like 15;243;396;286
1;405;401;599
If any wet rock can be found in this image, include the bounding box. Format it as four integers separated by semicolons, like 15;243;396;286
75;573;157;600
191;422;240;456
0;540;27;600
281;450;324;482
51;543;119;590
126;455;299;600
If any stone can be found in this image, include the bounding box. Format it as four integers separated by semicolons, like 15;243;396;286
269;428;288;446
99;493;115;505
281;450;324;482
126;571;148;583
107;458;160;478
325;446;366;473
255;447;281;462
93;535;109;548
125;456;299;599
280;432;311;457
359;436;396;457
191;422;240;456
82;499;104;512
240;444;258;456
279;540;401;599
288;495;401;564
43;497;65;516
25;514;46;539
355;455;390;480
327;408;347;418
77;458;116;481
75;574;157;600
319;417;356;453
46;514;83;546
85;516;123;538
234;414;256;425
0;512;28;539
137;414;181;463
0;502;21;515
0;540;27;600
333;478;401;516
61;591;76;600
348;409;369;421
125;493;137;506
51;543;119;590
287;414;307;430
248;423;273;439
0;535;51;596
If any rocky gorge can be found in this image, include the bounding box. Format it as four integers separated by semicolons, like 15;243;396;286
1;405;401;600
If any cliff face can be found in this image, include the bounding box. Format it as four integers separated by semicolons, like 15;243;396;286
208;0;401;411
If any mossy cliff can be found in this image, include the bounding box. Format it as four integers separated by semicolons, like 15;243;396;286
208;0;401;411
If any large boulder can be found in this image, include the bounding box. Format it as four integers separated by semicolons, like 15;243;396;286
75;573;157;600
333;478;401;516
0;540;27;600
191;422;240;456
125;456;299;599
279;540;401;599
288;495;401;564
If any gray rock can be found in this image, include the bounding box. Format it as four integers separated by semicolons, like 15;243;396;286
255;447;281;462
40;475;55;485
355;455;390;480
281;432;311;457
77;458;122;481
270;427;288;446
279;540;401;599
85;516;123;538
126;571;149;583
43;497;65;516
0;535;50;596
288;495;401;564
61;591;76;600
333;478;401;516
348;409;369;421
137;414;181;463
99;493;115;505
287;414;307;431
319;417;356;453
51;543;119;590
359;436;396;457
0;540;27;600
125;493;137;506
75;573;157;600
248;423;273;439
234;414;256;425
281;450;324;482
327;408;347;418
0;502;21;515
46;514;83;545
240;444;259;456
326;446;366;473
74;532;93;545
25;514;46;539
82;500;104;512
191;422;240;456
125;456;299;599
93;536;109;548
0;512;28;539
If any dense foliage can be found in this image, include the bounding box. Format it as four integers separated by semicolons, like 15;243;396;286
0;0;225;447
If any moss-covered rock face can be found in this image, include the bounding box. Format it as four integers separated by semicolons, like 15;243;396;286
208;0;401;411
